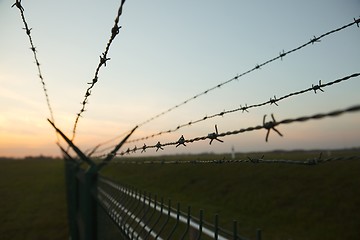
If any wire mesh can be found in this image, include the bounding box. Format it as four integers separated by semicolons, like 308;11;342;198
97;176;249;240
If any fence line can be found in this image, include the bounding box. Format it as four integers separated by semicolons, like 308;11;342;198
12;0;360;156
89;17;360;152
12;2;360;239
97;187;162;240
85;130;133;157
119;72;359;145
133;17;360;128
111;154;360;166
101;104;360;157
98;176;250;240
11;0;59;142
70;0;127;142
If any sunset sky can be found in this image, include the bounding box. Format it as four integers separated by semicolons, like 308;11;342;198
1;0;360;158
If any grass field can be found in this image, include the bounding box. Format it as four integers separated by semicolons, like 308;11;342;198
1;149;359;240
0;158;68;240
101;149;360;240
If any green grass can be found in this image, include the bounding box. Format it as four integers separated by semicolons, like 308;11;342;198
101;149;360;240
1;150;359;240
0;159;68;240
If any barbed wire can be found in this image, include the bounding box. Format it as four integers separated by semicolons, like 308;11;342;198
12;0;59;142
13;0;359;159
90;16;360;152
109;153;360;166
70;0;127;142
90;72;360;156
121;73;360;145
85;129;133;157
96;104;360;157
135;17;360;128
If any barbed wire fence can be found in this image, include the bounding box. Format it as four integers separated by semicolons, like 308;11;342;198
70;0;127;143
103;105;360;157
88;17;360;155
133;16;360;128
106;73;360;149
11;1;360;239
89;72;360;158
11;0;60;143
12;0;359;161
113;153;360;166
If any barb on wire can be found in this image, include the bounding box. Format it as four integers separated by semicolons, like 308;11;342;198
132;17;360;128
124;148;130;155
279;50;286;60
176;135;186;147
247;155;265;163
141;144;147;153
355;17;360;27
240;104;249;113
70;0;127;142
132;146;138;153
12;0;59;142
207;125;224;145
312;80;324;94
110;104;360;156
310;35;321;44
121;73;360;145
263;114;283;142
155;142;164;152
93;17;360;151
307;152;323;165
269;96;279;106
11;0;23;11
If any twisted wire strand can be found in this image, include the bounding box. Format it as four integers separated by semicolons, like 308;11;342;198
91;17;360;152
12;0;59;142
70;0;127;142
123;73;360;144
100;104;360;157
84;129;132;157
134;17;360;127
110;154;360;166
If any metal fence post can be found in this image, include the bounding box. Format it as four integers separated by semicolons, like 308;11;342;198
59;144;80;240
49;120;137;240
80;166;98;240
52;119;262;240
256;228;262;240
233;220;238;240
64;156;80;240
214;214;219;240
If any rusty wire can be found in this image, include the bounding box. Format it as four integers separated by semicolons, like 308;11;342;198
70;0;127;142
91;104;360;157
90;17;360;152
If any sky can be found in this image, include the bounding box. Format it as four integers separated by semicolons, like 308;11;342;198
1;0;360;158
